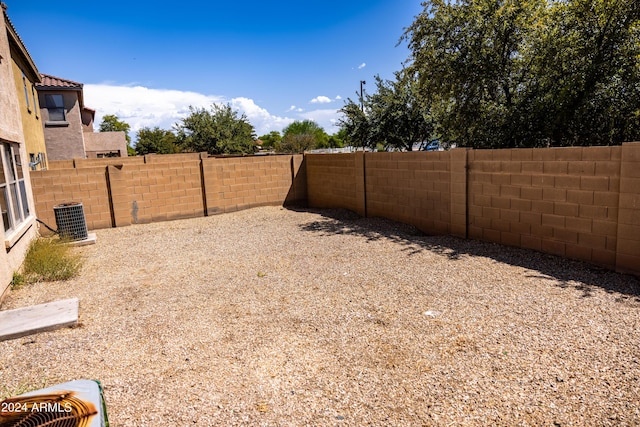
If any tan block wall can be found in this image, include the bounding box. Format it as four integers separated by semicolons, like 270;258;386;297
28;147;639;276
468;146;621;268
202;155;305;215
30;167;112;233
306;144;640;275
48;159;75;169
616;142;640;273
31;154;305;233
74;157;145;169
366;151;451;234
306;153;365;216
108;160;204;226
144;152;205;163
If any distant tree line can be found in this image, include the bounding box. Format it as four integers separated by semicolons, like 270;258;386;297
340;0;640;149
98;105;346;156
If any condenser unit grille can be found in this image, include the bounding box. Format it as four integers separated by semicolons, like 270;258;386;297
53;203;88;241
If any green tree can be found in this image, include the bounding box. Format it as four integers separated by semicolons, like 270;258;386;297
366;72;434;151
135;127;179;155
99;114;134;155
403;0;640;148
327;129;346;149
258;131;282;150
175;104;257;155
338;99;370;148
278;120;328;153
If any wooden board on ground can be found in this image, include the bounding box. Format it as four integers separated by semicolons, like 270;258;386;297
0;298;78;341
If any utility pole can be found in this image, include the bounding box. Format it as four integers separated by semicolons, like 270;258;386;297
359;80;366;112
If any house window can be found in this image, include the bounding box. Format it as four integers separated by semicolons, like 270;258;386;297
0;142;30;235
45;94;65;121
97;151;121;158
22;72;30;111
31;85;39;119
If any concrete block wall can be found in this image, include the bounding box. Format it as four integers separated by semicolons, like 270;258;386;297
468;146;621;269
202;155;305;215
74;157;145;169
306;144;640;275
30;167;112;232
108;160;204;226
31;153;306;233
48;160;75;170
366;151;451;234
616;142;640;273
306;153;365;216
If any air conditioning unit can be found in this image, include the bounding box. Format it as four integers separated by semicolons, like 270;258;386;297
53;202;88;241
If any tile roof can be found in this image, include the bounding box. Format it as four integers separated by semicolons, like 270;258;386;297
37;74;83;90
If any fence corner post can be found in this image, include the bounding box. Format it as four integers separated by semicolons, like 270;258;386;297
355;151;367;217
450;148;470;239
615;142;640;276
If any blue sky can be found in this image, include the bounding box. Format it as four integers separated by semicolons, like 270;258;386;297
7;1;423;139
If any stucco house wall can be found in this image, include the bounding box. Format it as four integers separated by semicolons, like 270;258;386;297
10;29;47;170
84;131;127;158
38;81;85;160
0;3;39;304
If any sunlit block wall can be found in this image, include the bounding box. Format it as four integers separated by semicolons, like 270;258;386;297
306;143;640;275
30;153;306;230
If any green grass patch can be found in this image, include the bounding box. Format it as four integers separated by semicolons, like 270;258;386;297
10;271;26;289
21;237;83;284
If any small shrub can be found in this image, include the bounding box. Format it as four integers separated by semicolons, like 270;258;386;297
22;237;82;283
10;272;25;289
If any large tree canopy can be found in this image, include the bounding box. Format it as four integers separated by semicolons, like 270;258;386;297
367;72;434;151
339;72;434;151
135;127;179;155
175;104;256;155
277;120;329;153
402;0;640;148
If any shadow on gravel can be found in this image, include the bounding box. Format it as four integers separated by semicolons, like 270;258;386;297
292;207;640;302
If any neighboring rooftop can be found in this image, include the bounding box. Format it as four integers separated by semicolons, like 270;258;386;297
37;74;83;90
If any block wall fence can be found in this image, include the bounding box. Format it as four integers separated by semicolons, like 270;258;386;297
305;143;640;276
29;145;639;276
30;153;306;232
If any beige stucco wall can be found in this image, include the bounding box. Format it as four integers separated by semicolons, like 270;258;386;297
0;5;38;303
84;131;127;158
11;57;47;170
39;90;87;160
0;11;21;144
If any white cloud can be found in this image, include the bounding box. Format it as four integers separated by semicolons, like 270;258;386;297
230;97;294;135
310;95;332;104
335;95;342;100
84;83;295;140
358;63;366;69
298;108;342;132
286;105;303;113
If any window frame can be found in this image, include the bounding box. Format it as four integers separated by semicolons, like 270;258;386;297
45;94;66;123
22;71;30;112
0;142;32;243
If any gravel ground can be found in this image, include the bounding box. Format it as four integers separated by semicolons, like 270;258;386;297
1;206;639;426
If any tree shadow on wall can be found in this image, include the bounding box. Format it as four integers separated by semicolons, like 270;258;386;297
292;207;640;301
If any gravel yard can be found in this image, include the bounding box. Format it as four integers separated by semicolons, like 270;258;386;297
1;206;639;426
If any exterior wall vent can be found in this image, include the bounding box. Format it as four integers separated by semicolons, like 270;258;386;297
53;202;88;241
